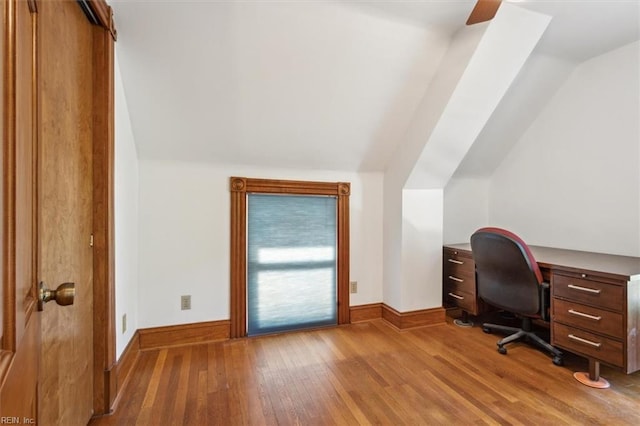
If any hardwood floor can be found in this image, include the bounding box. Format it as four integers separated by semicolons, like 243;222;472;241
90;316;640;425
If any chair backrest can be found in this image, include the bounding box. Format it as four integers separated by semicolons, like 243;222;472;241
470;227;542;316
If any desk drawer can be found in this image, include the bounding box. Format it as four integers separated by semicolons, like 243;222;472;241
552;299;623;339
552;274;623;311
443;270;475;293
444;288;475;313
444;257;474;272
443;249;474;270
553;323;623;367
443;262;475;278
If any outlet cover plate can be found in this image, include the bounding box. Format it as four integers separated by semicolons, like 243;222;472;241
181;295;191;310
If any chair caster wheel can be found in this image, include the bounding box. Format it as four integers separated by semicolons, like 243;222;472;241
482;327;492;334
552;356;563;366
497;346;507;355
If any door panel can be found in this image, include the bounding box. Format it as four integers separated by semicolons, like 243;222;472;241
15;0;38;341
0;0;38;421
38;0;94;425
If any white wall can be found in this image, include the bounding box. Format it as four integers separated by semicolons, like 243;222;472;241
383;5;550;313
115;53;139;358
122;17;640;343
383;23;484;312
400;189;444;310
489;41;640;256
137;160;383;328
443;177;490;244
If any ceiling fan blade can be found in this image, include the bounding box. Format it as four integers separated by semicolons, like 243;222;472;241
466;0;502;25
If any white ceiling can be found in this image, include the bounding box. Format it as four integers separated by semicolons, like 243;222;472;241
111;0;640;174
348;0;640;60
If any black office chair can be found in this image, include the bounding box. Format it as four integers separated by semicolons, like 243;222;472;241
470;227;563;366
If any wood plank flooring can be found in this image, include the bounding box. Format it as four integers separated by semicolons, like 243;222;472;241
90;316;640;425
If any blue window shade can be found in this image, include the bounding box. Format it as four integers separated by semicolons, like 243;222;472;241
247;194;337;336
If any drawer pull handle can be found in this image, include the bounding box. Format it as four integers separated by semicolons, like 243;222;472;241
568;309;602;321
567;284;601;294
448;275;464;283
448;292;464;300
447;259;463;265
568;334;602;348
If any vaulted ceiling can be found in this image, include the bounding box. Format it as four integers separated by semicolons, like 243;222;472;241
111;0;640;177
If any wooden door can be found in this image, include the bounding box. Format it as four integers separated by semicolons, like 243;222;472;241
1;0;115;424
37;0;95;424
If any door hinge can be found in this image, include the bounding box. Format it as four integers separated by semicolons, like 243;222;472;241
90;234;94;247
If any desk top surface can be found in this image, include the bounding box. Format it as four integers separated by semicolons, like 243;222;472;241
445;243;640;281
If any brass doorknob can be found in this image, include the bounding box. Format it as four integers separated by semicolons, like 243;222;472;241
38;281;75;311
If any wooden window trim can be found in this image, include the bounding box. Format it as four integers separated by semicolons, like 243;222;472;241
229;177;350;338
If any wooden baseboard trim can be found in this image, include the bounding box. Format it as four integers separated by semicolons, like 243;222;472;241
116;331;140;392
350;303;383;322
138;320;231;350
381;304;446;330
107;331;141;414
350;303;446;329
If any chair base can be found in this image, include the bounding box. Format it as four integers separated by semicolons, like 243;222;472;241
482;317;563;365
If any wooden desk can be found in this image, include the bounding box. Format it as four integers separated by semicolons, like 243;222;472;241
443;243;640;385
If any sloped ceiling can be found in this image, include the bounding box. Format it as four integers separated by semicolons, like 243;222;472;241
405;4;552;189
111;0;640;174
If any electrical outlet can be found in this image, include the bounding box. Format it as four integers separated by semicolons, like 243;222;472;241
122;314;127;334
350;281;358;293
181;295;191;310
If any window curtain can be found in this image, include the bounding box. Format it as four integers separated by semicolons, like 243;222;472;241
247;194;337;335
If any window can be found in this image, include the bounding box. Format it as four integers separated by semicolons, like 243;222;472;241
230;177;350;338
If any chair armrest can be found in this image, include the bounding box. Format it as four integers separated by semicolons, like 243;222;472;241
540;281;551;322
